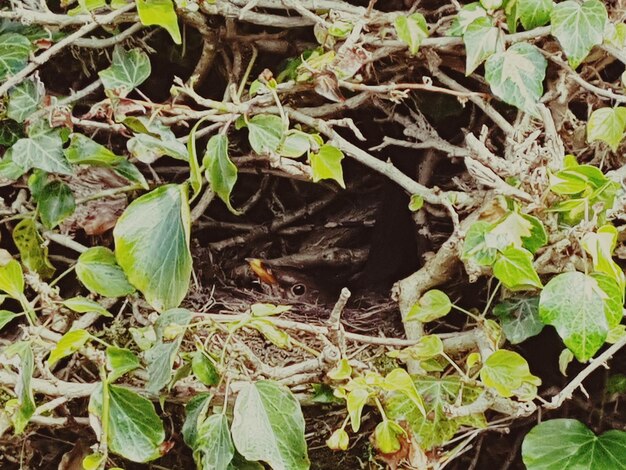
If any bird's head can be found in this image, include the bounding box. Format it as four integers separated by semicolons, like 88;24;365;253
246;258;328;304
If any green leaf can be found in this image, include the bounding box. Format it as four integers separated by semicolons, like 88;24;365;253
539;272;608;362
62;296;112;317
106;346;141;382
0;310;18;331
76;247;135;298
582;225;625;291
327;358;352;381
47;329;92;366
99;46;151;96
203;134;239;213
310;144;345;188
89;384;165;462
278;130;311;158
0;33;31;81
126;117;188;164
346;386;369;432
522;419;626;470
519;213;548;253
448;3;488;36
114;184;192;311
374;420;405;454
463;17;504;75
384;376;486;450
246;114;285;154
406;289;452;323
38;181;75;229
0;258;24;299
231;380;309;470
492;246;542;290
183;393;212;448
250;303;291;317
12;218;55;279
485;42;547;116
518;0;553;30
493;296;544;344
394;12;429;55
550;0;607;69
192;351;220;386
4;342;35;434
479;349;541;399
591;272;623;330
383;368;426;416
7;77;44;123
408;194;424;211
587;107;626;151
462;221;497;266
193;414;235;470
64;133;147;188
11;127;72;175
136;0;181;45
144;308;192;393
326;428;349;451
388;335;444;362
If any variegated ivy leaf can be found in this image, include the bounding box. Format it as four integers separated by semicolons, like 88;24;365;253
394;12;429;55
98;46;151;97
0;33;31;81
485;42;547;117
587;107;626;151
7;76;44;123
550;0;607;69
463;17;504;75
203;134;239;213
10;125;72;175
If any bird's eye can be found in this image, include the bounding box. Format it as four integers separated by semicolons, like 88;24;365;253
291;283;306;296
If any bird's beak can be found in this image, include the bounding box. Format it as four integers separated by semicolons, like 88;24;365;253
246;258;278;285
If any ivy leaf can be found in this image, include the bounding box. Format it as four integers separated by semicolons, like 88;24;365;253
76;247;135;298
7;76;44;123
136;0;181;45
278;130;311;158
106;346;141;382
11;126;72;175
183;393;212;448
0;33;31;81
38;181;75;229
406;290;452;323
126;117;188;164
4;341;35;434
246;114;284;154
479;349;541;399
231;380;309;470
485;42;547;116
191;351;220;387
587;107;626;151
463;17;504;75
448;3;488;36
203;134;239;214
89;384;165;462
374;420;405;454
518;0;553;30
0;310;18;331
310;144;345;188
47;329;92;367
62;296;113;318
394;12;429;55
462;221;497;266
64;133;147;188
12;219;55;279
144;308;192;393
193;414;235;470
385;376;486;450
114;184;192;311
522;419;626;470
539;272;608;362
98;46;151;97
0;258;24;299
493;296;544;344
383;368;426;416
550;0;607;69
492;246;542;290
